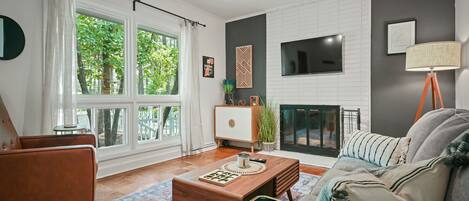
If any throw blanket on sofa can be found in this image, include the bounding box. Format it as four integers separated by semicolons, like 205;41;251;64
317;157;450;201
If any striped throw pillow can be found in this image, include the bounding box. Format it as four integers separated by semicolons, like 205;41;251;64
340;131;411;167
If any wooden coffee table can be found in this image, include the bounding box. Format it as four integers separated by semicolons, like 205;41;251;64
172;154;299;201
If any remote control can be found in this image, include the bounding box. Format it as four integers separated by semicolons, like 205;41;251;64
250;158;267;163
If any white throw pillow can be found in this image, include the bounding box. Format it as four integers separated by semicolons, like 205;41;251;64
340;130;411;167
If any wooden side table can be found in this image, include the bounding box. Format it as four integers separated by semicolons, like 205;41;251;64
53;125;87;135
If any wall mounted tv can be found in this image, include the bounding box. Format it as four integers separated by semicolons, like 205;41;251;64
281;34;343;76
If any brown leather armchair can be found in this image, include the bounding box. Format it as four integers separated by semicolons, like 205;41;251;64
0;97;97;201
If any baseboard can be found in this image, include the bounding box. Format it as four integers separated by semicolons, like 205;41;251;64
200;143;217;152
227;141;260;150
97;146;182;179
258;150;337;168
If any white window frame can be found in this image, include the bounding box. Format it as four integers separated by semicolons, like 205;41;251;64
77;103;132;159
134;103;181;151
76;2;132;100
76;1;183;161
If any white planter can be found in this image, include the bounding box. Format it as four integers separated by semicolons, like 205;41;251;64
262;142;275;152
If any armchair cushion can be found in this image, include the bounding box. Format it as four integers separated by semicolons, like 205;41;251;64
0;145;96;201
0;96;20;150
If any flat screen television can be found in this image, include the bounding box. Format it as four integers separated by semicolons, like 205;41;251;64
281;34;343;76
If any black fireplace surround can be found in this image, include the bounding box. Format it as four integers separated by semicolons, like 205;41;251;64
280;105;340;157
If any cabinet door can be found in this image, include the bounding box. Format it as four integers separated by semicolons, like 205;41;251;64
215;107;253;142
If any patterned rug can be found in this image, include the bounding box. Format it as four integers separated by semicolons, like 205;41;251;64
117;172;320;201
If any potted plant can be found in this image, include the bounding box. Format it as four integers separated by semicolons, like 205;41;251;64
223;79;235;105
258;102;277;152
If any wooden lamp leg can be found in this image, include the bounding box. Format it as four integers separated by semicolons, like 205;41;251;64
415;72;445;122
431;72;444;108
415;73;432;122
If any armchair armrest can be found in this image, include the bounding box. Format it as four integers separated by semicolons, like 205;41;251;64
19;134;96;149
0;145;96;201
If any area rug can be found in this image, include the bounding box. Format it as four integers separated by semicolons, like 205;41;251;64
117;172;320;201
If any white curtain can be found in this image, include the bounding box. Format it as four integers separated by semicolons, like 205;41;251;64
180;21;204;155
42;0;78;133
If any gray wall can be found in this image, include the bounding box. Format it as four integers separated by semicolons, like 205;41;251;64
226;14;266;103
371;0;456;137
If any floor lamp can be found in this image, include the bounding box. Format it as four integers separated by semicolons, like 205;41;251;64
406;41;462;121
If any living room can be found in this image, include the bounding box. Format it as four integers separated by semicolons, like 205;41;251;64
0;0;468;201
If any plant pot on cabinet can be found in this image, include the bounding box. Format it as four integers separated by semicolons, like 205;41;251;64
224;94;234;105
262;142;275;152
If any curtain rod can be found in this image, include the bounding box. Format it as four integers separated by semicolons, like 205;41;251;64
132;0;207;27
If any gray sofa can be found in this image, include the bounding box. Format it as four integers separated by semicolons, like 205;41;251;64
301;108;469;201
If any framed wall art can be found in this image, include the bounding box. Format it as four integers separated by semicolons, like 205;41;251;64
0;15;25;60
249;96;260;106
236;45;253;88
387;19;416;55
203;56;214;78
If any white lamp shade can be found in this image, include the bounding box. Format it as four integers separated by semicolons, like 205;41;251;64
405;41;462;72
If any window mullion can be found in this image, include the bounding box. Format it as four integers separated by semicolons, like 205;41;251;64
158;105;164;141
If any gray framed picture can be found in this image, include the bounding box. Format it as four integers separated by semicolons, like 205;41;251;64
387;19;416;55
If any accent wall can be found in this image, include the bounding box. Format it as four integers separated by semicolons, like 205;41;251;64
371;0;456;137
225;14;267;103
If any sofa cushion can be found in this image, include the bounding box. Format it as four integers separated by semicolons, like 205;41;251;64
340;131;410;167
406;109;457;162
411;109;469;162
333;156;379;172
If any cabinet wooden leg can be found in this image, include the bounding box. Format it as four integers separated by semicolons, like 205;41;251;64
217;139;222;147
287;189;293;201
250;144;254;153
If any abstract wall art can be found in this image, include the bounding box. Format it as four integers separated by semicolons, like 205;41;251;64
236;45;253;88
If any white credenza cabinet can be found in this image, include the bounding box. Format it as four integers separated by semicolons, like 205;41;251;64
214;106;260;152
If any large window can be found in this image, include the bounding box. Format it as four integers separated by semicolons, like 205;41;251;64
75;8;181;158
77;107;127;148
76;13;125;95
137;105;180;143
137;28;179;95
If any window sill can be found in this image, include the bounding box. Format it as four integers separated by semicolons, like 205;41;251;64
97;138;181;162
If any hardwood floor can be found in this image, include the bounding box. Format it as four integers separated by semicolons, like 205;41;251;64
96;147;328;201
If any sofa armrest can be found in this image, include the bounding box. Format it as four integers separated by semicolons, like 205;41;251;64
19;134;96;149
0;145;96;201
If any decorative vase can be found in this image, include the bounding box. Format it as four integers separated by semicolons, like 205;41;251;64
262;142;275;152
225;93;234;105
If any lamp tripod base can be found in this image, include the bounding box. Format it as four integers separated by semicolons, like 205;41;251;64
415;71;444;122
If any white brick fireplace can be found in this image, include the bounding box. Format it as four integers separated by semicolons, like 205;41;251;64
266;0;371;149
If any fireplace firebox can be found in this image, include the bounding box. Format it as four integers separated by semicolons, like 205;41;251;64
280;105;340;157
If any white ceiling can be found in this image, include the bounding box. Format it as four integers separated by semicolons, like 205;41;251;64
181;0;313;20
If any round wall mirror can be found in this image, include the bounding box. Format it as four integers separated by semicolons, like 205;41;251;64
0;15;25;60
